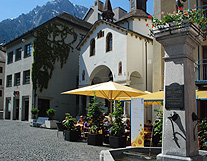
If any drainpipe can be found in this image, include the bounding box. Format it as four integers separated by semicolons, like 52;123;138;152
145;41;148;91
198;46;200;80
188;0;191;11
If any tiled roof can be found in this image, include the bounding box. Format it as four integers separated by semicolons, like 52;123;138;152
117;9;149;22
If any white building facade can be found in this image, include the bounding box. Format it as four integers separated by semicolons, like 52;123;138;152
3;13;92;121
0;48;5;119
77;0;153;119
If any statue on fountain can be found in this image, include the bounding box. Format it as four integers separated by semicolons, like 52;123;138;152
176;0;186;9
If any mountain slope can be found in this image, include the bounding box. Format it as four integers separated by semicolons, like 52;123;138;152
0;0;88;43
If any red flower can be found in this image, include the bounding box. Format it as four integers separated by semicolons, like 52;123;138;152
146;23;149;27
152;26;154;28
184;12;189;16
193;9;196;12
148;15;152;18
180;7;183;11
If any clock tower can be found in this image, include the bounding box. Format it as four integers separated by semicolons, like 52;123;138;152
129;0;147;12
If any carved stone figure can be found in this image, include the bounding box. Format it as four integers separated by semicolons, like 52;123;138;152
176;0;186;9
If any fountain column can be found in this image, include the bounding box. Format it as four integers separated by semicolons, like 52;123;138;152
154;24;203;161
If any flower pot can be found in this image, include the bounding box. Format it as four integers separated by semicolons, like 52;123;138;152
109;136;126;148
45;120;58;129
65;130;79;142
87;133;103;146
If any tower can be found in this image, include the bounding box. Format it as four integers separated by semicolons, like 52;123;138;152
129;0;147;12
102;0;114;22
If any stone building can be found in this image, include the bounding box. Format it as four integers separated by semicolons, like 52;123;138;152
77;0;153;119
3;13;92;121
0;46;5;119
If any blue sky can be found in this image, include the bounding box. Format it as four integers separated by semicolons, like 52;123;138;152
0;0;153;22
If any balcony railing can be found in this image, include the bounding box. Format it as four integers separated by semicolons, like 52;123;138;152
195;59;207;84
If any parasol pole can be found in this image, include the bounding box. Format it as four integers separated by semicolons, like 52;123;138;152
110;101;113;114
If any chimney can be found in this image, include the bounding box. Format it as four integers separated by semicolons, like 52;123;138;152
129;0;147;12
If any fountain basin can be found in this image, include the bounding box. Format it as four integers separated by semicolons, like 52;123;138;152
100;147;207;161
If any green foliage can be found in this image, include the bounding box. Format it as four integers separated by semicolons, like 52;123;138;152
148;8;207;35
46;108;56;120
111;101;125;137
153;109;163;143
87;94;104;134
63;113;77;131
32;21;77;92
31;108;39;115
198;120;207;149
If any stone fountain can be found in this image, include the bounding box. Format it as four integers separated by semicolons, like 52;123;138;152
100;14;207;161
154;22;203;161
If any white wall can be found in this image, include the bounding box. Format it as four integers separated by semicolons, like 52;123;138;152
127;34;153;92
0;60;5;118
4;36;34;121
79;23;128;86
4;20;90;121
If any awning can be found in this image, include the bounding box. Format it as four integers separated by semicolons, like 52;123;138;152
121;90;207;106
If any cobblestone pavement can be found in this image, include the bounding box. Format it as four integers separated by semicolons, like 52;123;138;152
0;120;110;161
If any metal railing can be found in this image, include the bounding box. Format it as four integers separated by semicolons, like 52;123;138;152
195;59;207;83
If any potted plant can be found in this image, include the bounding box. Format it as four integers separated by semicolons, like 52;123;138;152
147;7;207;36
31;108;39;119
87;94;104;146
109;101;126;148
45;108;58;129
198;120;207;150
63;113;79;142
152;109;163;147
46;108;56;120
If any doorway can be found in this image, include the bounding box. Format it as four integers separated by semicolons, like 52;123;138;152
24;98;29;121
38;99;50;117
15;99;19;120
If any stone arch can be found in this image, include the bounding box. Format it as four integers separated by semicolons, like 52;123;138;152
130;71;142;90
89;65;113;85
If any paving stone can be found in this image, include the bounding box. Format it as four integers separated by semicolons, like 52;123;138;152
0;120;110;161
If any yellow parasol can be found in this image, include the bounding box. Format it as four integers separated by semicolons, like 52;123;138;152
61;81;146;113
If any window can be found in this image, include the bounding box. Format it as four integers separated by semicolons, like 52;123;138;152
15;48;22;61
7;52;13;64
82;70;85;81
6;75;12;87
14;72;20;86
0;79;2;85
0;90;2;97
106;33;113;52
23;70;30;84
0;67;2;73
119;61;122;75
24;44;32;58
90;39;95;57
97;30;104;39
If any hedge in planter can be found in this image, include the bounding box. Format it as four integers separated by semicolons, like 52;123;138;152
87;94;104;146
110;101;126;148
63;114;79;142
46;108;56;120
31;108;39;119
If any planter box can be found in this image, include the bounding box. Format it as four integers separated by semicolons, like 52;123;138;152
65;130;79;142
45;120;58;129
87;133;103;146
109;136;126;148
